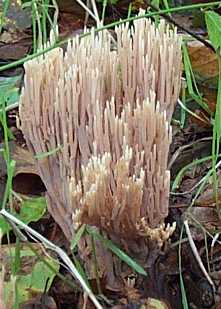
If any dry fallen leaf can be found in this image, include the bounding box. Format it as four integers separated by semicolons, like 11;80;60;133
186;40;218;127
187;40;218;78
142;298;170;309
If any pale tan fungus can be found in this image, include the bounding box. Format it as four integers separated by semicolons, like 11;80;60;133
19;14;181;247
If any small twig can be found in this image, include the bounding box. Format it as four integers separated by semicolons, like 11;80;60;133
76;0;116;44
170;183;201;196
11;190;23;203
178;99;210;125
187;212;221;245
84;0;90;26
168;137;212;170
211;233;220;249
184;220;215;291
83;293;89;309
75;0;97;22
0;209;103;309
91;0;101;26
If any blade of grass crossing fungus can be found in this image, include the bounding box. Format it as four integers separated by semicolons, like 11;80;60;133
0;2;221;73
34;145;62;160
71;224;86;251
86;227;147;276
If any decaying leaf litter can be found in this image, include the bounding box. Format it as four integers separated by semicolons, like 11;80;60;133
1;1;221;308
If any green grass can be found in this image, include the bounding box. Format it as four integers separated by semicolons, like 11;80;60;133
21;0;58;52
174;11;221;307
0;0;10;34
0;1;220;73
204;11;221;219
182;43;212;114
1;1;221;308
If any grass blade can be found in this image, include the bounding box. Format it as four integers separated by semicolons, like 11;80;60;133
86;226;147;276
70;224;86;251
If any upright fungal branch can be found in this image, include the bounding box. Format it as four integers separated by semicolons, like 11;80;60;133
71;94;172;238
116;17;181;120
19;14;182;284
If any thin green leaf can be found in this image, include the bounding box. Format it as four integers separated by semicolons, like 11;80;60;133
86;226;147;276
0;197;46;235
180;274;189;309
35;145;62;159
205;11;221;52
0;76;21;110
182;44;211;113
70;224;86;251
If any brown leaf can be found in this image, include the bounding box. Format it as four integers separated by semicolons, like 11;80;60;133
0;37;31;60
190;206;220;229
59;13;84;39
12;144;38;176
0;0;32;60
187;41;218;78
186;41;218;127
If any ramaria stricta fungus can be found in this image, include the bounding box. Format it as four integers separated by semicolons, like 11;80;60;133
19;12;182;289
